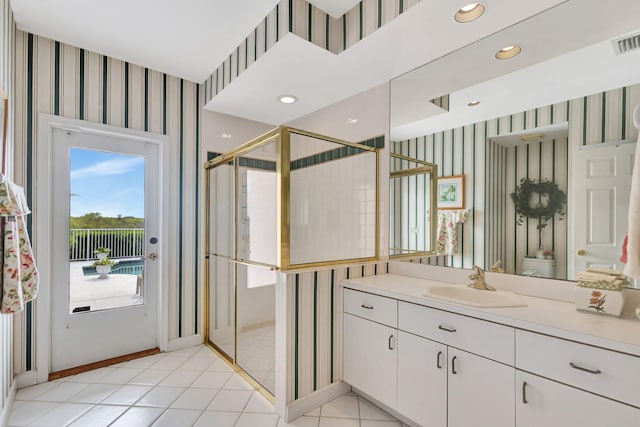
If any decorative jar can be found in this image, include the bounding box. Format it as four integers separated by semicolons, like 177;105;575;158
574;281;625;317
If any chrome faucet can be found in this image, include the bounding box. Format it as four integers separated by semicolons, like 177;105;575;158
468;265;495;291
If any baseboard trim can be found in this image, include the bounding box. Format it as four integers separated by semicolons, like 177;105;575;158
1;379;17;427
351;387;418;427
48;348;160;381
16;371;38;388
167;334;203;352
285;381;351;422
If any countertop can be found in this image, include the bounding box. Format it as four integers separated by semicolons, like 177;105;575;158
341;274;640;357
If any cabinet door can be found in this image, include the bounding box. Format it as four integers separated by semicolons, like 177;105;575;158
448;348;515;427
397;331;447;427
516;371;640;427
343;313;397;409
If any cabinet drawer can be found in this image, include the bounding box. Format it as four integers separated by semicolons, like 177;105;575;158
398;301;514;365
343;288;397;327
516;330;640;408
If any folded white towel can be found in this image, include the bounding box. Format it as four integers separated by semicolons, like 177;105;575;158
623;104;640;278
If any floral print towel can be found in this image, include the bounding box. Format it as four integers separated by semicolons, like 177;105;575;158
0;180;39;314
436;209;469;255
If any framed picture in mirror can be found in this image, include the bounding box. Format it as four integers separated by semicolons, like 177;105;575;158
437;175;465;210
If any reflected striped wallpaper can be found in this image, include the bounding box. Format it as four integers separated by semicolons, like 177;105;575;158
13;31;204;375
393;83;640;279
204;0;421;104
0;0;14;422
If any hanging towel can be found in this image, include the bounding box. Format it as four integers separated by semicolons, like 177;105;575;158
0;180;39;314
436;209;469;255
620;234;628;264
624;104;640;278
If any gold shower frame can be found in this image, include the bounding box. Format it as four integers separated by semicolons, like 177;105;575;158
389;152;438;259
204;125;381;271
203;126;381;400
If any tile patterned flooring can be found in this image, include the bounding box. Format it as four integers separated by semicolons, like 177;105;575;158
8;345;405;427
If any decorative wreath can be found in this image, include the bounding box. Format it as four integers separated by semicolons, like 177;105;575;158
510;178;566;231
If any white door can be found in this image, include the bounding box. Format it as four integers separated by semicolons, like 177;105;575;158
50;128;160;372
516;371;640;427
447;348;515;427
343;313;397;410
572;142;635;278
397;331;447;427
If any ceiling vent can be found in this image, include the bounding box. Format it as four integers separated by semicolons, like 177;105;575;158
612;33;640;55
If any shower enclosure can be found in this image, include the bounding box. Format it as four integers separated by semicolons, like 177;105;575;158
204;126;381;398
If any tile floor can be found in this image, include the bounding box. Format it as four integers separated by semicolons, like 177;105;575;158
8;345;405;427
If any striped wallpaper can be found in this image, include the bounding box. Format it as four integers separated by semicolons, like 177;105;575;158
12;31;204;375
283;262;387;403
394;83;640;278
204;0;421;104
0;0;14;421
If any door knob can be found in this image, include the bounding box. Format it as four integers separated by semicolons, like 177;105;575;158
146;253;158;261
576;249;586;256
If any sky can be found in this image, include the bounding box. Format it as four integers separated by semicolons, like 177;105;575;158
70;148;145;218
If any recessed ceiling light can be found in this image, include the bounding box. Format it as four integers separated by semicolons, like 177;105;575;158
221;133;232;139
347;118;358;124
278;95;297;104
495;45;522;60
454;3;485;23
468;101;481;107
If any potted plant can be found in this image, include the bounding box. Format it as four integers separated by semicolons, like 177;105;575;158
93;257;116;279
94;247;111;260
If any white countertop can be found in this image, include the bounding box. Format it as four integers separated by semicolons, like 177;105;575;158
341;274;640;357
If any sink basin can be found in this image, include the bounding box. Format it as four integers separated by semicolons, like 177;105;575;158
422;286;528;308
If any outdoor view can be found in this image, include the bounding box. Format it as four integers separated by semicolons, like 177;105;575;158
68;148;146;314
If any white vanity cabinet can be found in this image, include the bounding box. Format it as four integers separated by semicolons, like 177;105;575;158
343;288;515;427
515;330;640;427
398;301;515;427
343;289;398;410
341;275;640;427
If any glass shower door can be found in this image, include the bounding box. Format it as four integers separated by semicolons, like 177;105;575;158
207;162;235;360
234;148;277;394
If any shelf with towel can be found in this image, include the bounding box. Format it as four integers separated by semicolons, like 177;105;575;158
436;209;469;255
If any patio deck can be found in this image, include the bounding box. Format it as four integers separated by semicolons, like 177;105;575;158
69;259;143;313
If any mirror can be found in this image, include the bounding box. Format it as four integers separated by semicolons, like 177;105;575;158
389;153;437;258
390;0;640;288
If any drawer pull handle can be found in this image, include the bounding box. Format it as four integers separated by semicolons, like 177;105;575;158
522;381;528;404
361;304;374;310
438;325;457;333
388;334;394;350
569;362;602;375
436;351;443;369
451;356;457;374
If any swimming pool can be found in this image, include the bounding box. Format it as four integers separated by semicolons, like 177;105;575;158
82;259;144;276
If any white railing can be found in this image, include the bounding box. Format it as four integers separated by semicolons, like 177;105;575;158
69;228;145;261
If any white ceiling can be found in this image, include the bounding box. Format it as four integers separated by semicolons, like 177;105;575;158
12;0;638;139
390;0;640;140
203;0;565;125
9;0;281;82
10;0;565;122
